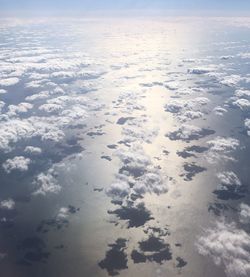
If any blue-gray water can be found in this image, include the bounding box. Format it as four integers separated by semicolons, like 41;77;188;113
0;17;250;277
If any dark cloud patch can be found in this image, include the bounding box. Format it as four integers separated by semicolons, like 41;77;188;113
17;237;50;265
208;202;237;216
143;226;170;237
119;166;145;178
180;162;206;181
131;236;172;265
99;238;128;276
87;131;105;137
101;155;112;161
36;205;79;233
177;145;208;158
176;257;187;268
116;117;135;125
108;202;153;228
107;144;118;149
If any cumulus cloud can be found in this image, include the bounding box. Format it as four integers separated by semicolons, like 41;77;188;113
57;207;70;220
0;199;15;210
24;146;42;155
105;182;130;200
213;106;228;116
33;172;61;196
165;97;209;122
0;77;19;87
244;119;250;136
166;124;214;141
197;220;250;277
206;137;239;163
7;102;33;116
217;171;241;190
233;98;250;110
2;156;31;173
0;89;7;94
239;204;250;224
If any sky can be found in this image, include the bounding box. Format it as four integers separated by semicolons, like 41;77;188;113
0;0;250;16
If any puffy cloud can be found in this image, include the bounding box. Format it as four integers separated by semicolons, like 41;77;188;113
220;75;242;87
197;220;250;277
165;97;209;122
0;199;15;210
206;137;239;163
217;171;241;190
57;207;70;220
105;182;130;200
213;106;228;116
166;124;214;141
0;89;7;94
24;146;42;155
2;156;31;173
235;89;250;98
239;204;250;224
7;102;33;116
233;99;250;110
0;77;19;86
238;52;250;59
244;119;250;136
33;172;61;196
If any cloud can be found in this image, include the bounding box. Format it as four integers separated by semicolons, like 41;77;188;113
7;102;33;116
0;89;7;94
2;156;31;173
24;146;42;155
217;171;241;189
239;204;250;224
244;119;250;135
197;220;250;277
164;97;209;122
206;137;239;163
57;207;70;220
0;77;19;87
166;124;214;141
33;172;61;196
105;182;130;201
187;67;213;74
233;98;250;110
235;89;250;98
0;199;15;210
213;106;228;116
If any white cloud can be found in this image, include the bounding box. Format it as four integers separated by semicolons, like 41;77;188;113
197;220;250;277
167;124;211;141
2;156;31;173
233;99;250;110
217;171;241;190
24;146;42;155
105;182;130;200
7;102;33;116
239;204;250;224
0;77;19;87
0;89;7;94
0;199;15;210
57;207;70;220
187;67;213;74
165;97;209;122
33;172;61;196
244;119;250;136
213;106;228;116
206;137;239;164
235;89;250;98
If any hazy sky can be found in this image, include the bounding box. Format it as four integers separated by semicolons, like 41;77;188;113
0;0;250;15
